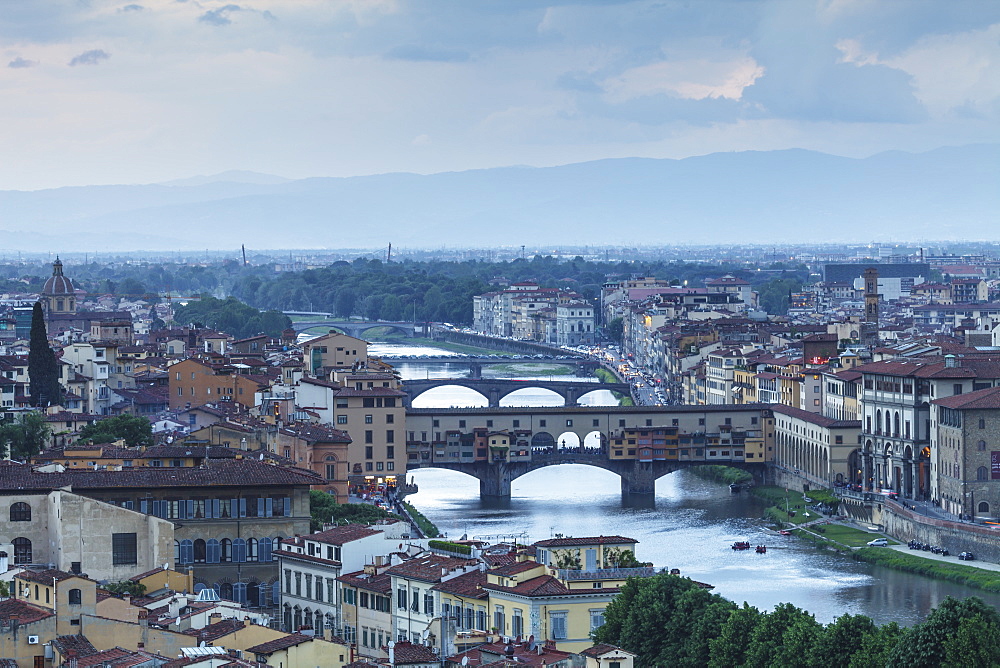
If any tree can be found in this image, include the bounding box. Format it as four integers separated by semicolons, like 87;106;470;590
309;490;400;531
0;411;51;460
810;613;877;667
942;613;1000;667
743;602;822;667
78;414;153;447
28;302;62;407
606;317;624;344
709;604;762;667
593;574;736;667
104;580;147;597
889;596;1000;668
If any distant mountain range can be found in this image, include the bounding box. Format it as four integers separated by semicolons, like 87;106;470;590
1;144;996;252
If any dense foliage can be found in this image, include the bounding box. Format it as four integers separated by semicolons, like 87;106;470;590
103;580;147;597
309;490;401;531
12;256;812;326
172;296;291;339
28;302;62;407
428;540;473;555
402;501;440;538
78;414;154;447
0;411;50;460
595;574;1000;668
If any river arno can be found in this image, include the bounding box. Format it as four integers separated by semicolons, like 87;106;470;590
373;342;1000;626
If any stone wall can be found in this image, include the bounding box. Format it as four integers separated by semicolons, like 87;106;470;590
874;500;1000;561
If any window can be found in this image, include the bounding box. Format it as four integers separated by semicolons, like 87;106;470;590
68;588;82;605
10;502;30;522
336;415;348;424
494;606;505;633
978;466;989;481
512;609;523;637
550;611;568;639
566;419;573;427
590;608;605;631
424;592;434;615
365;446;373;459
386;430;395;443
12;538;30;564
365;415;373;424
326;464;337;480
112;533;138;565
365;430;373;444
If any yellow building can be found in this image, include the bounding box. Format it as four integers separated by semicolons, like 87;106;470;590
481;536;656;653
248;633;351;667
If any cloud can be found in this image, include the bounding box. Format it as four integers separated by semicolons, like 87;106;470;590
385;45;470;63
68;49;111;66
119;4;144;12
7;57;38;69
603;57;765;103
199;4;243;27
411;134;431;146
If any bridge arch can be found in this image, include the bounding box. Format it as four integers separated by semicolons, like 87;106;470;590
409;385;489;409
530;432;556;449
500;387;566;407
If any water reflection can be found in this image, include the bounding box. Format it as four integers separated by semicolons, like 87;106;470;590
406;465;1000;626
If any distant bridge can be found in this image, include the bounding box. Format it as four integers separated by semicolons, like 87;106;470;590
386;356;598;378
288;318;423;338
402;378;632;407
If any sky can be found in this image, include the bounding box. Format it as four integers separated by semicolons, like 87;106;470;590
1;0;998;191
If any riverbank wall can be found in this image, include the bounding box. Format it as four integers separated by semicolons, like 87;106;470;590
873;501;1000;562
435;331;582;357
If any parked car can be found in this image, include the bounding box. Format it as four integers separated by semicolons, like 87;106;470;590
959;551;976;561
867;538;888;547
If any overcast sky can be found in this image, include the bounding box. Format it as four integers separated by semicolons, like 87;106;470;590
2;0;998;190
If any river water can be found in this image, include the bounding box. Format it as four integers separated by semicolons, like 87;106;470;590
372;342;1000;625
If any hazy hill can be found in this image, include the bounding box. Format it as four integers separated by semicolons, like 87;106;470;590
1;144;995;251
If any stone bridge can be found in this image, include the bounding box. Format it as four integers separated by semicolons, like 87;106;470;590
289;319;422;338
406;450;768;499
382;356;598;378
402;378;632;407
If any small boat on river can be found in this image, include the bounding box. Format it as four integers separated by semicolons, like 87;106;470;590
732;541;752;550
756;545;767;554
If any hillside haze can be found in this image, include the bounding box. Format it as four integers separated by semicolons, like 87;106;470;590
2;145;995;251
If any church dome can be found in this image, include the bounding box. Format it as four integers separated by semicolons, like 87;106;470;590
42;257;74;296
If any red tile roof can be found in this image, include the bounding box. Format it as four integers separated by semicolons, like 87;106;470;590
533;536;637;548
932;386;1000;410
431;570;487;599
247;633;314;654
483;574;570;597
385;555;478;583
0;458;324;492
0;598;54;625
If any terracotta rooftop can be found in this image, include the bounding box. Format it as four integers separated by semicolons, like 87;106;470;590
388;641;440;664
182;618;246;641
482;574;571;597
770;404;861;429
0;458;324;492
385;554;478;583
487;561;543;577
338;570;393;594
533;536;637;548
431;569;488;599
933;385;1000;410
0;598;54;625
302;524;382;546
247;633;313;654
